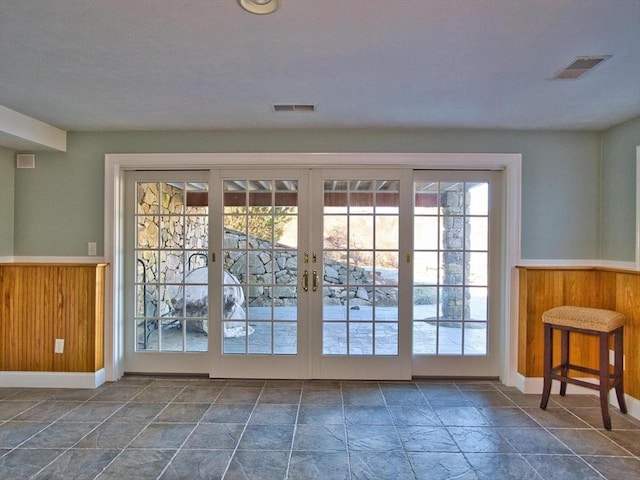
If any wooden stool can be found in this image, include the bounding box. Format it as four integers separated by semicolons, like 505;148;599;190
539;306;627;430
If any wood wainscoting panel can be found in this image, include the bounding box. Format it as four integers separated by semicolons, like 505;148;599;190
517;266;640;400
0;264;106;373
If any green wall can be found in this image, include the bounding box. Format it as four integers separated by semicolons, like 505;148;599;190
601;116;640;262
0;147;15;256
12;128;604;259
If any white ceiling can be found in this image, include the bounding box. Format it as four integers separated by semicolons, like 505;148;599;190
0;0;639;134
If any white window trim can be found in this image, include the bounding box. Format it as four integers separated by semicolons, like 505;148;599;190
104;153;522;384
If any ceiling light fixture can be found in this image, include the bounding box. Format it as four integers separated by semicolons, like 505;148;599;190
238;0;280;15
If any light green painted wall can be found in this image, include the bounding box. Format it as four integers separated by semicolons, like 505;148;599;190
601;116;640;262
13;128;602;259
0;147;15;256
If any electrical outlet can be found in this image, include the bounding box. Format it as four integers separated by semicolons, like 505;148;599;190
88;242;97;256
54;338;64;354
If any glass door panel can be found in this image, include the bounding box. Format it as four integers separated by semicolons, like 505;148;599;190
211;170;308;379
313;170;411;379
412;171;502;377
125;172;211;374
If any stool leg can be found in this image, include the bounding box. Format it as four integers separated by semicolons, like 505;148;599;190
614;328;627;414
599;332;612;430
560;329;569;396
540;323;553;409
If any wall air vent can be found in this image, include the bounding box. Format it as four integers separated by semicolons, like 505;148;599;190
550;55;612;80
272;104;316;112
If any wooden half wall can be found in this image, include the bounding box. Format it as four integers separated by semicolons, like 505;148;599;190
517;266;640;400
0;263;106;373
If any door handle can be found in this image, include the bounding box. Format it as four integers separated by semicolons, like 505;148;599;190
302;270;309;292
312;270;318;292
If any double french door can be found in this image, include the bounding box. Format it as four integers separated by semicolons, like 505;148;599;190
124;168;501;379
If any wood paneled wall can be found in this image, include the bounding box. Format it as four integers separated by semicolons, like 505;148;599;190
518;267;639;399
0;263;106;372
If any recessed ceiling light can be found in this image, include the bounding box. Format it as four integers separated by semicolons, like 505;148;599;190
550;55;612;80
238;0;280;15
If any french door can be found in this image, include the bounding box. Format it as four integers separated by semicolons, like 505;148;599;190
124;168;502;379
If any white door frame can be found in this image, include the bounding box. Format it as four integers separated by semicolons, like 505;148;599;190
104;153;522;384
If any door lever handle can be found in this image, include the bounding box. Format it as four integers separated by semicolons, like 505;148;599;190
312;270;318;292
302;270;309;292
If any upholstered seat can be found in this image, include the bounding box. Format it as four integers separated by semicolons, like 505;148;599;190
540;306;627;430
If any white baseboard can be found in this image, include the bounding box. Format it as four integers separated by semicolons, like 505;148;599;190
0;256;14;263
516;374;639;421
0;369;106;389
517;258;638;271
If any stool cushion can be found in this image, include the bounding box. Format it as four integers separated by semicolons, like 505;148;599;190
542;306;626;332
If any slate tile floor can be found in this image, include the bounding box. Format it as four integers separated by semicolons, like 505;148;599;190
1;378;639;479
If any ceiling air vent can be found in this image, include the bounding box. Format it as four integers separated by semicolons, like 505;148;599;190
272;104;316;112
551;55;612;80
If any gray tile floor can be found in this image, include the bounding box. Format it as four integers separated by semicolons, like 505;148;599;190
1;378;639;479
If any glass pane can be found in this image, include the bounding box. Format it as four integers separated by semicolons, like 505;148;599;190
438;322;462;355
468;217;488;251
467;252;487;286
414;252;438;285
440;183;464;215
136;250;158;284
348;297;373;320
375;216;398;250
374;287;398;321
323;322;347;355
185;216;208;249
375;252;397;284
185;320;208;352
414;216;439;250
227;252;247;284
186;183;208;214
137;182;159;214
323;291;347;321
186;251;207;271
349;251;373;285
413;287;437;320
274;322;297;354
184;285;207;318
349;216;373;249
224;213;247;236
161;183;185;214
414;181;438;215
467;287;488;321
441;216;465;250
413;321;435;355
137;320;158;352
163;284;182;317
137;216;159;248
161;216;183;249
466;182;488;215
349;323;373;355
324;215;348;249
375;323;398;355
223;270;246;320
136;285;158;317
464;323;487;355
223;321;250;354
439;286;464;320
275;215;297;247
248;286;271;319
275;251;297;284
160;319;183;352
440;252;464;285
249;322;272;354
160;251;185;283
